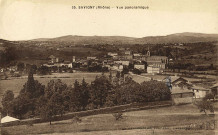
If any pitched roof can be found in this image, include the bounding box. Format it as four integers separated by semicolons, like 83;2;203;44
171;86;193;94
191;85;210;91
48;55;56;59
210;83;218;89
171;77;188;84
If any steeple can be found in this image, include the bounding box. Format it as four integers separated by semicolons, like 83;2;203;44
147;46;150;56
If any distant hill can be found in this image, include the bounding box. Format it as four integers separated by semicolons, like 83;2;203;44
32;35;137;45
135;33;218;44
10;32;218;45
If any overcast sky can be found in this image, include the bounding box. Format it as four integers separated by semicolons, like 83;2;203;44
0;0;218;41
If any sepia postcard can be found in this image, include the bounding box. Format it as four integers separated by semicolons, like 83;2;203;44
0;0;218;134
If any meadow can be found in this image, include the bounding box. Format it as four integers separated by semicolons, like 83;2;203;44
1;104;217;135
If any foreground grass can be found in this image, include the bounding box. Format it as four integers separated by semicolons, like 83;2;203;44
44;129;216;135
2;104;216;135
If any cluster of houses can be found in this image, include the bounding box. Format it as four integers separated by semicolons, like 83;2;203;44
43;55;73;68
105;49;168;73
41;48;169;74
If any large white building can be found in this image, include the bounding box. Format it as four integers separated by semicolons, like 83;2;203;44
147;66;162;74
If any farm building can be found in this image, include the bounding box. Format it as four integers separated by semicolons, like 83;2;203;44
171;86;193;105
192;85;210;99
171;77;192;89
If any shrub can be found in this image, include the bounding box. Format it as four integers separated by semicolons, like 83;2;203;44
196;100;214;115
71;115;82;123
203;93;215;101
1;130;10;135
113;112;123;120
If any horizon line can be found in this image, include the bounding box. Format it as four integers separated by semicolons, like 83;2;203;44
1;32;218;42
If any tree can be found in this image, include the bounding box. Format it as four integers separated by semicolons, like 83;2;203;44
20;69;45;99
121;66;129;77
3;70;45;119
50;92;65;117
20;69;35;95
0;46;17;67
71;80;82;110
196;100;214;115
115;80;141;104
116;71;121;78
140;80;171;102
37;96;53;125
62;87;73;112
128;63;134;70
45;79;67;99
2;90;14;115
132;68;141;75
38;79;68;124
37;66;51;75
80;78;90;110
89;75;113;108
203;93;215;101
12;93;33;119
17;62;25;72
109;71;113;82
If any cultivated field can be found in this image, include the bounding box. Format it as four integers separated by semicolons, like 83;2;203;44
2;104;217;135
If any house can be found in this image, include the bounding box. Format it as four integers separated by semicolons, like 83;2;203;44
134;64;145;70
108;52;118;57
146;56;168;69
171;77;192;89
43;63;55;67
124;51;132;55
111;64;123;71
114;60;130;66
147;65;162;74
139;55;148;61
63;61;73;68
87;56;97;60
8;66;17;72
119;48;125;51
122;55;133;60
0;68;4;72
171;86;193;105
192;85;210;99
48;55;59;63
133;53;141;59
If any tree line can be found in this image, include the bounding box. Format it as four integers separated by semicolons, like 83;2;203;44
1;69;171;124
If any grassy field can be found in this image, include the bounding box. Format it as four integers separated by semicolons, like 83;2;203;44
42;129;215;135
0;72;108;103
1;104;217;135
